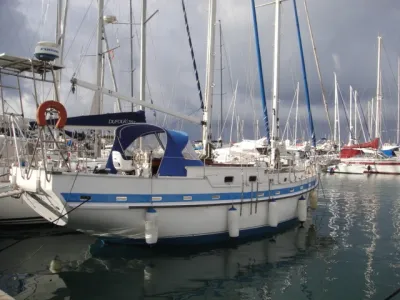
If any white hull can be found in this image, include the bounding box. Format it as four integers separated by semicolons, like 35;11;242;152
0;136;47;225
12;165;318;244
67;195;303;242
328;159;400;175
0;182;45;225
0;196;45;225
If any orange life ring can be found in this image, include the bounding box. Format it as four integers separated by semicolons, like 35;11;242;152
36;100;67;129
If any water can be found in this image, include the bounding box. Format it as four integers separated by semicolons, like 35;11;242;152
0;174;399;299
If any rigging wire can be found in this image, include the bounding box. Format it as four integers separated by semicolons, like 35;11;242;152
181;0;204;111
63;0;95;61
40;0;50;41
162;64;182;127
281;89;298;142
380;43;400;140
382;41;398;87
221;27;235;96
357;99;371;141
336;82;351;137
28;0;50;54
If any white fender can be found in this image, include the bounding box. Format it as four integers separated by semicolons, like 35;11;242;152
227;207;239;238
309;189;318;210
145;208;158;245
298;195;307;222
268;200;278;227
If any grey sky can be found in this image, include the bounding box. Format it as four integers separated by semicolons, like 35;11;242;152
1;0;400;142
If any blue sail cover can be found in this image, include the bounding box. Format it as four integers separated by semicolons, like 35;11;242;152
381;146;399;157
106;123;203;176
29;111;146;130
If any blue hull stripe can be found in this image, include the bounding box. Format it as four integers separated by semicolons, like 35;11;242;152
97;218;299;246
62;180;317;204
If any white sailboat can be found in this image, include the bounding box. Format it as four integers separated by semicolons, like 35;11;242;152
328;36;400;175
8;0;318;245
0;0;69;225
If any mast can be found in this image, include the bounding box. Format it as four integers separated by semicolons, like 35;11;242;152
356;91;367;142
354;90;358;143
130;0;134;111
295;81;299;147
91;0;104;158
338;93;341;151
349;85;353;144
292;0;316;148
367;100;370;137
55;0;62;97
270;0;281;164
219;20;223;140
54;0;68;99
397;57;400;144
236;116;240;143
370;97;374;136
334;72;338;143
91;0;104;115
250;0;270;143
303;0;332;137
103;29;121;112
375;35;382;140
201;0;217;156
256;119;259;140
139;0;147;111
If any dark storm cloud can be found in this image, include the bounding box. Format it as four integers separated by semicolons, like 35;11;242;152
1;0;400;142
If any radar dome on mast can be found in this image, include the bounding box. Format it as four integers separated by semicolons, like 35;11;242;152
34;41;60;61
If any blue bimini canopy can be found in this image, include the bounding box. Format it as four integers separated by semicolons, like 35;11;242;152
106;123;203;176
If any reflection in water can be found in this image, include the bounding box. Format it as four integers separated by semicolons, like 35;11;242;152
0;221;331;300
342;189;357;249
87;224;322;299
2;175;400;299
390;187;400;273
320;186;341;292
360;190;380;299
327;189;341;240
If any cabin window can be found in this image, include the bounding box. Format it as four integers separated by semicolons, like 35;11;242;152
224;176;234;183
284;177;287;182
125;133;166;159
182;143;199;160
249;176;257;182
